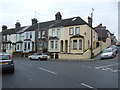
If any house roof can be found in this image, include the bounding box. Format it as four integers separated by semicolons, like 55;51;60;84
49;17;88;28
2;26;26;35
25;16;91;31
25;20;56;31
17;26;30;34
1;16;97;34
95;27;109;42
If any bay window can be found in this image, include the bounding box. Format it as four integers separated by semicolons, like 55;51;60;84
73;40;77;50
50;41;54;49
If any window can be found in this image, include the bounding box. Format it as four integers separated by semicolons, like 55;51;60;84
26;33;28;39
75;27;80;35
50;41;54;49
32;43;34;49
40;42;43;48
28;42;30;49
24;42;27;50
42;31;45;38
6;44;8;49
88;40;90;48
96;42;99;48
43;42;47;49
10;44;12;50
30;32;32;38
20;43;22;49
69;27;74;35
57;29;60;37
73;40;77;50
55;41;58;49
79;40;82;50
17;44;19;50
38;32;41;38
52;29;55;37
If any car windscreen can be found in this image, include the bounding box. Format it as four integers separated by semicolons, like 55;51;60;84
103;49;112;53
0;55;10;60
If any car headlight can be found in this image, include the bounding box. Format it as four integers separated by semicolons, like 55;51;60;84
108;53;113;56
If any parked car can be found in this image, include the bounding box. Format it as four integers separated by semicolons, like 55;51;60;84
0;53;15;73
109;45;118;53
101;48;116;59
116;42;120;46
28;53;48;60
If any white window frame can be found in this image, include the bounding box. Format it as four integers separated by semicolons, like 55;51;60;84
57;29;60;37
79;40;82;50
69;27;74;35
50;41;54;49
55;41;58;49
42;31;45;38
52;29;55;37
73;40;77;50
75;27;80;35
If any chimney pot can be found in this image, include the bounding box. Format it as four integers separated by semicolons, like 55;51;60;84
88;16;92;26
15;22;21;28
32;18;38;25
2;25;7;31
55;12;62;20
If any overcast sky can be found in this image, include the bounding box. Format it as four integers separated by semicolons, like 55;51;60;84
0;0;119;39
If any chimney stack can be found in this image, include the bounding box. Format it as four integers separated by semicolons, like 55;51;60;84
15;22;21;28
2;25;7;31
55;12;62;20
97;23;106;29
32;18;38;25
88;16;92;26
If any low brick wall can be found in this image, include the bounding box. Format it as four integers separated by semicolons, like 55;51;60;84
59;50;91;60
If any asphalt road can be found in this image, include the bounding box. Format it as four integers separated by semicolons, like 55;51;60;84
2;53;119;89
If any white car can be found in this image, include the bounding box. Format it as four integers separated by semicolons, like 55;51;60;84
28;53;48;60
109;45;118;54
101;48;116;59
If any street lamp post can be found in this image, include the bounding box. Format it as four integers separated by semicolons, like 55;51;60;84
35;12;40;53
91;8;94;58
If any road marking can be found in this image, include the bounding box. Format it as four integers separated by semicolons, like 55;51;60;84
87;66;92;68
38;67;58;75
110;69;118;73
96;63;118;69
95;67;100;69
81;83;98;90
22;63;32;67
101;68;108;71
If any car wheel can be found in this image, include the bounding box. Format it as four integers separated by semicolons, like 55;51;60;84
38;57;41;61
112;54;114;58
10;68;15;73
29;57;32;60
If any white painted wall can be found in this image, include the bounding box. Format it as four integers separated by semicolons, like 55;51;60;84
23;31;35;53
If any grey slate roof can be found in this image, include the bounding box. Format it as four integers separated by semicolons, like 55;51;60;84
25;16;90;31
95;27;109;42
2;26;26;35
25;20;56;31
1;16;95;34
49;17;88;28
17;26;31;34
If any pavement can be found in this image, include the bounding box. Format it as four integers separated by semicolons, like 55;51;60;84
91;53;102;60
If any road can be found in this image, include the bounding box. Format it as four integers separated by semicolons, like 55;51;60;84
2;52;119;89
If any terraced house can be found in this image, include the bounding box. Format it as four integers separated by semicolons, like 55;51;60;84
48;12;100;59
1;12;116;60
1;22;27;54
